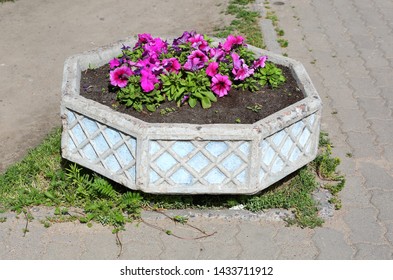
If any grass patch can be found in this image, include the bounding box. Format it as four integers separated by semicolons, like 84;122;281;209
214;0;265;48
0;0;14;3
0;128;345;230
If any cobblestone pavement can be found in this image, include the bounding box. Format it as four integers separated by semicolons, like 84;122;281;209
1;0;393;260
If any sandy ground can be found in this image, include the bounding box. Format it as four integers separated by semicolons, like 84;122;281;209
0;0;230;173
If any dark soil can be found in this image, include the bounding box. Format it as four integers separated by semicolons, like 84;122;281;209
80;64;304;124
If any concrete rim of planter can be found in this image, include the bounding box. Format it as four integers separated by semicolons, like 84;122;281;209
61;36;322;194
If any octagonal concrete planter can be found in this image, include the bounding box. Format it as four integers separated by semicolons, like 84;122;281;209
61;37;322;195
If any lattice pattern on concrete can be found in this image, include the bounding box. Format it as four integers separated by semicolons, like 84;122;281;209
260;113;317;181
148;140;251;187
65;109;137;183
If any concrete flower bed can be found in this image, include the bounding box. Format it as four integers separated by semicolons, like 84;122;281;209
61;37;321;194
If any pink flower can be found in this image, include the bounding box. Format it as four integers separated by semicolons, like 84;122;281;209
140;69;159;92
253;55;268;69
163;58;181;73
232;64;254;80
211;74;232;97
206;62;219;77
188;33;209;51
134;33;154;48
231;52;254;80
223;35;244;52
183;50;208;71
144;38;168;57
209;47;225;62
109;58;121;69
109;66;132;88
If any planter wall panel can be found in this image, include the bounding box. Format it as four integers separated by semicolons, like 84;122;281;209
65;109;137;185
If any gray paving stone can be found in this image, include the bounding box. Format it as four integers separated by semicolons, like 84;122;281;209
368;67;393;88
385;222;393;246
0;217;48;260
358;162;393;191
237;221;280;259
274;227;318;259
339;175;372;207
369;119;393;145
119;222;164;260
370;190;393;221
344;207;385;244
196;220;242;259
313;227;354;259
155;219;205;259
349;77;379;98
346;131;380;159
43;223;87;259
382;144;393;165
358;97;393;120
336;109;370;133
354;243;393;260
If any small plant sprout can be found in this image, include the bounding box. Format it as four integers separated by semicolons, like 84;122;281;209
246;103;263;113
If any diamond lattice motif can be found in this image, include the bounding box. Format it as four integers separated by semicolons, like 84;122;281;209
149;140;250;187
65;110;137;183
260;113;317;181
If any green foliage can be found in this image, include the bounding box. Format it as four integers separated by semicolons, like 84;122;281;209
246;168;323;228
215;0;265;49
116;76;165;112
254;62;286;88
246;103;263;112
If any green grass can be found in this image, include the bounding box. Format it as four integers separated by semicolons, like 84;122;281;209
0;128;345;230
0;0;15;3
214;0;265;49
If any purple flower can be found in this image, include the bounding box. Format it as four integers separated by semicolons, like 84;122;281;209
253;55;268;69
110;66;133;88
140;69;159;92
206;62;219;77
109;58;121;69
222;35;244;52
183;50;208;71
163;58;181;74
211;74;232;97
172;31;196;50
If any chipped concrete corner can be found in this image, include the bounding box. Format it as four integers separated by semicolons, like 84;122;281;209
60;38;322;195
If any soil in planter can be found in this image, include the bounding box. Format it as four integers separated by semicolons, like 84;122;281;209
80;64;304;124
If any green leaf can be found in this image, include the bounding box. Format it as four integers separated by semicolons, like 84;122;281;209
188;97;197;108
146;104;157;112
201;97;211;109
204;91;217;102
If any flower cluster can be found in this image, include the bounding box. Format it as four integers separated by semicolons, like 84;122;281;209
108;31;271;111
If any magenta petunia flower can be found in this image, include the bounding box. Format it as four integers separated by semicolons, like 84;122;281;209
211;74;232;97
223;35;245;52
109;58;121;69
232;64;254;80
188;33;209;52
140;69;159;92
163;58;181;74
231;52;254;80
209;47;225;62
206;62;219;77
183;50;208;71
144;38;168;57
110;66;133;88
134;33;154;49
253;55;268;69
